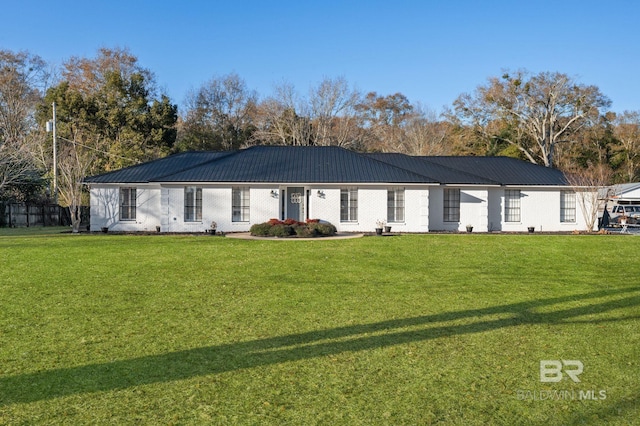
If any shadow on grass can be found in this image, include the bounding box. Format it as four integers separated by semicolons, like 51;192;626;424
567;387;640;426
2;286;639;405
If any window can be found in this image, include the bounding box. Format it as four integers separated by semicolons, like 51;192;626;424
560;191;576;223
443;188;460;222
184;187;202;222
387;187;405;223
504;190;521;222
340;188;358;222
120;187;136;221
232;187;249;222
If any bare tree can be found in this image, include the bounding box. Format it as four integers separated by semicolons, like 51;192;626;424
0;50;50;198
565;163;612;232
251;82;312;146
308;76;362;148
251;78;364;149
401;105;450;156
453;70;611;167
249;98;290;146
57;134;101;232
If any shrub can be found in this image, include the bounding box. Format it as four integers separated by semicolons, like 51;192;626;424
294;224;317;237
269;224;295;237
249;219;336;238
308;222;337;236
250;223;272;236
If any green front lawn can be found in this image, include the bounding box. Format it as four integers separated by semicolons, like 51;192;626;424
0;233;638;424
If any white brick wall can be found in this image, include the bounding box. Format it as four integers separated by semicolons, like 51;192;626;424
90;184;161;232
308;185;430;233
89;183;596;233
429;187;489;232
495;188;593;232
162;186;281;233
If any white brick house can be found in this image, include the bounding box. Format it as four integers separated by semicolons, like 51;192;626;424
84;146;596;233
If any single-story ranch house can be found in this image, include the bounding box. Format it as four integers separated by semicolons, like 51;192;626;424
84;146;595;233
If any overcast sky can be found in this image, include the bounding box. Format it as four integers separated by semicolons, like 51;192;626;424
3;0;639;113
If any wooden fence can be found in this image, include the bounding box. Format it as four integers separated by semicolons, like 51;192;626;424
0;203;78;227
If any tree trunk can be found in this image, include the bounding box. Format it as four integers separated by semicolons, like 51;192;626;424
69;205;81;233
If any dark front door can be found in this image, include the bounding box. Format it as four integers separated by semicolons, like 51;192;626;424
286;187;304;221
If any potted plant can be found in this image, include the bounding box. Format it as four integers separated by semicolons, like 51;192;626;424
156;225;161;233
384;224;392;233
208;221;217;235
375;219;385;235
466;224;473;233
528;226;535;233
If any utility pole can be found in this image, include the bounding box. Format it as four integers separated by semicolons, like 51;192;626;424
52;101;57;203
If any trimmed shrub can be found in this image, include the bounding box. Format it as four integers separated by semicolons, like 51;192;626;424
250;223;272;236
309;222;337;236
294;224;317;237
249;219;336;238
269;224;295;237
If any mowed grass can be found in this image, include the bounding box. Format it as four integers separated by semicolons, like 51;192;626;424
0;230;639;425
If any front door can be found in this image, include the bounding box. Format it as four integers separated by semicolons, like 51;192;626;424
286;187;304;221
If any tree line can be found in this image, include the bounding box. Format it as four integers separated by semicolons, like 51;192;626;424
1;47;639;229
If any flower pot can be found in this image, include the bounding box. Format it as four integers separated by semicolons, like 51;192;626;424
101;227;108;233
528;226;535;233
156;225;161;233
375;228;383;235
466;226;473;233
384;226;391;233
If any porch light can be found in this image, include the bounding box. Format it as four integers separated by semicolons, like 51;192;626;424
317;190;325;198
270;190;279;198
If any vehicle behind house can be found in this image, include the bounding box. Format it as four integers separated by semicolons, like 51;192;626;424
604;198;640;226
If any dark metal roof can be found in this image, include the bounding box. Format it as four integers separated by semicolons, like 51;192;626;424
84;146;569;186
422;156;569;185
158;146;434;183
365;153;499;185
83;151;233;183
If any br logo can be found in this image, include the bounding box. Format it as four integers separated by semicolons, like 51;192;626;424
540;360;584;383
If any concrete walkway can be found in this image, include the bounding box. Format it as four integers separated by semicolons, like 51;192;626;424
224;232;364;241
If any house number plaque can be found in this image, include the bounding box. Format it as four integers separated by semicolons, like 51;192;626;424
290;193;302;204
